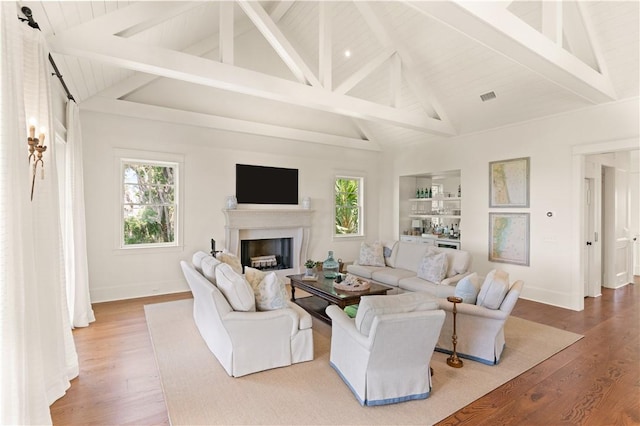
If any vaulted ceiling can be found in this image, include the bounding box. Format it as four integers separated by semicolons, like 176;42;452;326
19;1;640;151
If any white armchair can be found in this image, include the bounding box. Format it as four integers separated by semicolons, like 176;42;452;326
436;280;524;365
326;292;445;406
180;257;313;377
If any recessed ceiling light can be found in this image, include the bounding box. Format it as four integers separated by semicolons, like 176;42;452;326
344;49;351;58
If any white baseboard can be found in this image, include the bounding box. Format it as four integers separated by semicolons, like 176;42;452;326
90;279;189;303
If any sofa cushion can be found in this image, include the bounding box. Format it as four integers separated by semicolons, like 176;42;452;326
442;248;471;278
383;241;398;267
347;263;386;279
476;269;510;309
454;272;481;304
398;277;457;297
370;268;415;287
201;256;222;284
216;251;243;275
192;251;210;273
417;250;449;283
215;263;256;312
358;241;385;267
393;242;429;272
254;272;289;311
355;292;438;336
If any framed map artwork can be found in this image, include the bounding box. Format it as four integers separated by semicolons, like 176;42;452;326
489;157;530;208
489;212;530;266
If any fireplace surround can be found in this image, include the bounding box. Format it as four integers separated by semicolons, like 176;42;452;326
223;209;313;276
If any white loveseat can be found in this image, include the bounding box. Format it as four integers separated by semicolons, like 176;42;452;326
180;251;314;377
347;241;472;298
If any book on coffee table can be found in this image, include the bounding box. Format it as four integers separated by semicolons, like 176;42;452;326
300;274;318;281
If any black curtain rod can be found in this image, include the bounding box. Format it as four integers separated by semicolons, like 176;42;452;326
19;6;76;103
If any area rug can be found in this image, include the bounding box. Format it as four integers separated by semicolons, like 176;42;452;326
144;299;582;425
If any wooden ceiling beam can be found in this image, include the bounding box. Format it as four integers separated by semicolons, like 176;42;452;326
236;0;320;87
49;32;455;135
81;97;381;151
404;1;617;103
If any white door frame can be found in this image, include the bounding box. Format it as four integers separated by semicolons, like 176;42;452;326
572;138;639;311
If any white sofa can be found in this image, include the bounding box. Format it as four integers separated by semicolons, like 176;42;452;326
347;241;472;298
180;252;314;377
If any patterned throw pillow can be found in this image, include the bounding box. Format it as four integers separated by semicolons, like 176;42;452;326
358;241;385;267
216;251;243;275
214;263;256;312
244;266;267;290
254;272;288;311
416;250;449;284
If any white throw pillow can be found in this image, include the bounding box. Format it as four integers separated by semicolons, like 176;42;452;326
383;241;398;267
216;251;243;275
355;292;438;336
454;272;481;304
358;241;385;267
192;251;210;273
416;250;449;283
244;266;267;290
476;269;510;309
215;263;256;312
201;256;222;284
254;272;289;311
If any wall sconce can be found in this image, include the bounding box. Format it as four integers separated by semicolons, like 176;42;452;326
28;118;46;201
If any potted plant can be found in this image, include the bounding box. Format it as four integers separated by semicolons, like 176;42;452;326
304;259;316;276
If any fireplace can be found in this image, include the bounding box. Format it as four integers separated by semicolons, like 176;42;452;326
240;237;293;271
223;208;313;276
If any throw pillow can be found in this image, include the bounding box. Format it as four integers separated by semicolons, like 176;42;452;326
358;241;385;267
215;263;256;312
201;256;222;285
416;250;449;283
254;272;288;311
355;292;438;336
476;269;510;309
216;251;243;275
383;241;398;267
192;251;210;273
454;272;481;304
244;266;267;290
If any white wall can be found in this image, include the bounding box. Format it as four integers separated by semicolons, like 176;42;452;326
81;112;381;302
383;97;640;310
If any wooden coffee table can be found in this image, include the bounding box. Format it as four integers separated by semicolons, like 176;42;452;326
288;272;391;323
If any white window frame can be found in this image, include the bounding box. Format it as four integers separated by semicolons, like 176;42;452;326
115;149;183;251
333;174;364;239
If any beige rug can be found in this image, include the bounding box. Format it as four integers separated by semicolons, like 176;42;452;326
144;299;582;425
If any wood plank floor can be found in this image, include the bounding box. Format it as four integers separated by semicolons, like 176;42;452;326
51;282;639;425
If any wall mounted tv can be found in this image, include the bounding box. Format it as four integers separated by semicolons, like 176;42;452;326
235;164;299;205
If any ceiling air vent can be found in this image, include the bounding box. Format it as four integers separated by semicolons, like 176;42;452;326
480;91;497;102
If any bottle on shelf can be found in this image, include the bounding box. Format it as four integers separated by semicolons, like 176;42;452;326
323;250;339;279
458;184;461;197
416;188;420;198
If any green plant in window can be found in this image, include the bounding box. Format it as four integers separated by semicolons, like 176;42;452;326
123;164;175;245
335;178;359;235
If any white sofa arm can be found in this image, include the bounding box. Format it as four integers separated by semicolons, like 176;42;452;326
441;272;471;287
326;305;371;350
437;298;509;320
223;307;301;336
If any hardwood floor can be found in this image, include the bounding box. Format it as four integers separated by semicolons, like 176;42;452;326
51;282;639;425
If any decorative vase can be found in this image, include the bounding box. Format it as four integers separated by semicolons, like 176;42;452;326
323;250;339;279
226;195;237;210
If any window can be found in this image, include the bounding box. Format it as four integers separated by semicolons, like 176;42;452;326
121;160;178;248
334;176;363;237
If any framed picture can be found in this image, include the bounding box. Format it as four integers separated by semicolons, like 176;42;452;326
489;212;530;266
489;157;530;208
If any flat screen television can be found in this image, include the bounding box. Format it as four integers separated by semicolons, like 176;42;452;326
235;164;298;205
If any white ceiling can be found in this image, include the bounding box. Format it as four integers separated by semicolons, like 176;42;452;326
18;1;640;150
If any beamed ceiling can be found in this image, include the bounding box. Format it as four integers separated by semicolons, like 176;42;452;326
18;1;640;151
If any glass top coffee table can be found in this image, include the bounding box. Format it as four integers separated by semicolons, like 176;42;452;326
287;271;391;323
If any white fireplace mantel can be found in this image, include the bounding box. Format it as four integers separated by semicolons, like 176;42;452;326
223;209;314;275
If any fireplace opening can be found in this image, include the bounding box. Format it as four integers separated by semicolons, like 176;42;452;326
240;237;293;271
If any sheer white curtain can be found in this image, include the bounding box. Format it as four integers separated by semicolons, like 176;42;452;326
65;101;95;327
0;3;78;424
